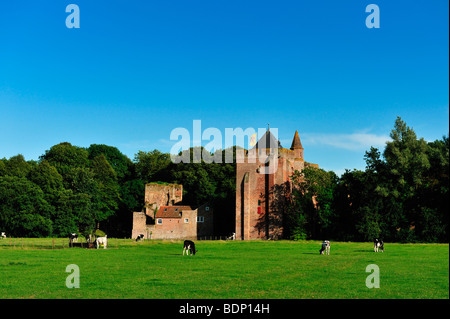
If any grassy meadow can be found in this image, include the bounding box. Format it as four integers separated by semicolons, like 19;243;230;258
0;239;448;299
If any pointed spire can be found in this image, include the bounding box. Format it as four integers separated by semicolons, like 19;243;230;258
290;130;303;150
254;130;282;149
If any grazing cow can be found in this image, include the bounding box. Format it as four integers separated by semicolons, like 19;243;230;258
96;235;107;249
69;233;78;243
226;232;235;240
374;238;384;252
1;232;6;239
183;240;197;256
319;240;330;255
136;234;144;242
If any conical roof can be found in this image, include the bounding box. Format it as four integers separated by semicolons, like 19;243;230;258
290;130;303;150
253;130;282;149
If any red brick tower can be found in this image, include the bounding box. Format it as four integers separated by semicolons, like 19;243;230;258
235;129;317;240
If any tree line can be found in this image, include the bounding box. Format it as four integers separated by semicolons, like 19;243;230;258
0;144;236;238
280;117;448;243
0;117;448;242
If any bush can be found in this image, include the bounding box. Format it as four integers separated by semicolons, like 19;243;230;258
95;229;106;237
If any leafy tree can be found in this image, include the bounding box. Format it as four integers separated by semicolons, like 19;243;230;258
290;166;338;239
134;150;171;183
0;159;6;176
40;142;89;181
90;154;120;227
0;176;53;237
2;154;33;178
88;144;134;182
27;160;64;201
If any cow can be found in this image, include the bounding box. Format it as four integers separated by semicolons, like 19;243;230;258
136;234;144;242
183;240;197;256
319;240;330;255
374;238;384;252
226;232;236;240
69;233;78;243
1;232;6;239
96;235;107;249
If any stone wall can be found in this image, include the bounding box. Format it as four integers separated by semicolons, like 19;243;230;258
145;183;183;213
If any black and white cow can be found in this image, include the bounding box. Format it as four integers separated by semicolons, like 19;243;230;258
374;238;384;252
136;234;144;242
183;240;197;256
1;232;6;239
319;240;330;255
69;233;78;243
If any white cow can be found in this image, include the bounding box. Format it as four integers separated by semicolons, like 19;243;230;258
96;235;107;249
320;240;330;255
1;232;6;239
227;232;236;240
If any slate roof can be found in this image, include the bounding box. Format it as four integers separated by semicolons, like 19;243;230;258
253;130;283;149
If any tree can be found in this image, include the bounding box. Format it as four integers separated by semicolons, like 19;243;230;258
40;142;89;183
88;144;134;182
134;150;171;183
90;154;120;228
290;166;338;239
2;154;33;178
0;176;53;237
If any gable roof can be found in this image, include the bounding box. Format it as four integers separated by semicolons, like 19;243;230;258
253;130;283;149
155;205;193;218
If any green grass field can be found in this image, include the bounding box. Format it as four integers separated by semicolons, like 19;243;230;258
0;239;448;299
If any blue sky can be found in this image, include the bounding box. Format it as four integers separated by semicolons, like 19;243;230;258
0;0;448;175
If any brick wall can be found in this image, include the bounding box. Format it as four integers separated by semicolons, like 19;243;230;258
150;209;197;240
145;183;183;213
235;132;318;240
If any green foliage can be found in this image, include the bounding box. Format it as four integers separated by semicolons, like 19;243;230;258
0;159;6;176
289;166;338;239
134;150;171;182
0;176;53;237
0;117;447;242
88;144;134;181
95;229;106;237
40;142;89;178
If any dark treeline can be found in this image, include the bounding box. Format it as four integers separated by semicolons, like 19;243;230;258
0;117;448;242
0;143;237;238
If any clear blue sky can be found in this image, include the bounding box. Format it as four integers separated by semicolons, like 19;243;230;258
0;0;448;175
